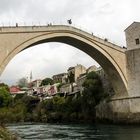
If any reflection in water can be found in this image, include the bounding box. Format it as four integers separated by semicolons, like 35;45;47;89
7;123;140;140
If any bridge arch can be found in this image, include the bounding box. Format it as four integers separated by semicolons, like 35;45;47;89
0;25;127;95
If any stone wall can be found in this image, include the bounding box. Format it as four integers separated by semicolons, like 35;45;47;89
96;97;140;123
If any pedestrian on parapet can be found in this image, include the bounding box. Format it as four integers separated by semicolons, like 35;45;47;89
48;23;52;26
32;25;36;29
16;23;18;27
67;19;72;25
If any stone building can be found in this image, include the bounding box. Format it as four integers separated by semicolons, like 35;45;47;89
76;73;86;93
67;64;86;82
59;83;72;94
30;79;42;88
52;73;68;84
124;22;140;96
87;65;113;95
37;85;51;95
125;22;140;50
95;67;114;94
48;83;60;96
86;65;98;73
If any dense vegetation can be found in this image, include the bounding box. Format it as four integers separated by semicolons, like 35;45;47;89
40;78;53;86
0;126;17;140
0;71;106;124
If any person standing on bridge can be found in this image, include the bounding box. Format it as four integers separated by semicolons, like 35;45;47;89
67;19;72;25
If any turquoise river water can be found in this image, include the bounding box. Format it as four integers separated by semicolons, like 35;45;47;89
7;123;140;140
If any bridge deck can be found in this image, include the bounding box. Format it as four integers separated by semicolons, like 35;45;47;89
0;25;126;53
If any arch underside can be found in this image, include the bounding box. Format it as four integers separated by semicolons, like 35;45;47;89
26;36;127;95
1;34;127;96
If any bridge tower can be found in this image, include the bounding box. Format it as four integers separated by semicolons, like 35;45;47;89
125;22;140;97
96;22;140;123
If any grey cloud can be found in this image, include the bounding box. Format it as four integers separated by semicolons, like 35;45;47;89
0;0;26;15
21;0;99;24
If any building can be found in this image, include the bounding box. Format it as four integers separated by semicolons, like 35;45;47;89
95;67;104;77
75;65;103;94
87;66;114;95
10;86;26;97
48;83;59;96
87;66;105;78
28;79;42;96
61;74;68;84
72;83;79;93
125;22;140;50
86;65;98;73
28;83;59;97
67;64;86;82
76;73;87;93
52;73;68;84
41;85;51;95
10;86;21;94
60;83;72;94
30;79;42;88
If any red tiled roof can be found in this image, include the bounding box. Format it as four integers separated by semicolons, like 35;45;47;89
10;86;21;94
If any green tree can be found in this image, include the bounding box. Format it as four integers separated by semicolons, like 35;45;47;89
41;78;53;86
57;83;64;92
0;87;12;107
0;83;9;92
82;71;104;105
21;95;40;112
17;77;28;88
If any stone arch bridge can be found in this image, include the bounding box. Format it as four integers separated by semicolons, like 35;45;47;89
0;25;140;122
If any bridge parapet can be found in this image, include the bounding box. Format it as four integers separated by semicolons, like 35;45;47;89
0;25;125;52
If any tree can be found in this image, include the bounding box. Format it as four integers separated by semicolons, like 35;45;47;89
41;78;53;86
0;87;12;107
0;83;9;92
17;77;28;88
82;71;104;105
57;83;64;92
0;83;11;107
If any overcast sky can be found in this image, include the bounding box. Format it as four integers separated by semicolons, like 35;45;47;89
0;0;140;85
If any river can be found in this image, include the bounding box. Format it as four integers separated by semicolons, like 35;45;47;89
7;123;140;140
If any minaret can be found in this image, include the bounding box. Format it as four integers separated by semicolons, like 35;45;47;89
30;71;33;83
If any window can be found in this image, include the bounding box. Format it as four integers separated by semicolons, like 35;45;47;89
135;38;140;45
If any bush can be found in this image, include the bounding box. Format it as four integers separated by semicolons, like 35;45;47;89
0;126;18;140
0;87;12;107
